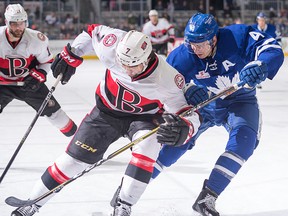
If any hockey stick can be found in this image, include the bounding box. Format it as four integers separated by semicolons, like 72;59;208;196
0;81;25;86
5;80;245;207
0;74;63;184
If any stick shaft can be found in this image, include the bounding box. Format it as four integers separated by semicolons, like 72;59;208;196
0;74;63;184
0;81;25;86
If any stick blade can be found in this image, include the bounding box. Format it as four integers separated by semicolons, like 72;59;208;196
5;196;35;207
91;212;106;216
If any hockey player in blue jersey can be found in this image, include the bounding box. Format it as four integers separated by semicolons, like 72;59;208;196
251;11;282;89
251;11;281;45
152;13;284;216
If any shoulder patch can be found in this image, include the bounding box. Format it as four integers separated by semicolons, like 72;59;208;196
174;74;185;89
37;33;46;41
103;34;117;47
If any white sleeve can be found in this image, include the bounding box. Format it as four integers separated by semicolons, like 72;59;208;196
71;31;95;57
142;23;151;37
157;58;201;136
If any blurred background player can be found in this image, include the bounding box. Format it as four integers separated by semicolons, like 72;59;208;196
251;11;282;89
0;4;77;137
152;13;284;216
252;11;282;45
142;9;175;56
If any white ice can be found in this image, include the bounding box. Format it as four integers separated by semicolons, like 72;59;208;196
1;58;288;216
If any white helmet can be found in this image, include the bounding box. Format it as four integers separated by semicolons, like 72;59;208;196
5;4;28;26
116;30;152;67
149;10;158;17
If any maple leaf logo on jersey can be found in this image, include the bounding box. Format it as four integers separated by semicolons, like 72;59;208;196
207;73;240;98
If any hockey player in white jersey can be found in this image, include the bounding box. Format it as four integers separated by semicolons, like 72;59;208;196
0;4;77;137
10;25;201;216
142;9;175;55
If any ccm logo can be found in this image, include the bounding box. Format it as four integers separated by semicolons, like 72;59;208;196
31;71;45;82
61;50;76;63
75;140;97;153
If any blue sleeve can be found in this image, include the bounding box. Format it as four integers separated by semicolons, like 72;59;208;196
246;25;283;79
227;24;284;80
166;44;196;83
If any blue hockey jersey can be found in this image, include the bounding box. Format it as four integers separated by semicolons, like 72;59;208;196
251;23;281;44
167;24;283;109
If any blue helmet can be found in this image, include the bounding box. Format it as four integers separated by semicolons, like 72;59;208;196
256;12;267;20
184;13;218;44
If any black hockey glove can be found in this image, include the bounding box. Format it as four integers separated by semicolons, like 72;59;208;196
168;37;175;43
240;60;268;88
51;43;83;85
185;84;209;106
157;113;193;147
21;68;47;92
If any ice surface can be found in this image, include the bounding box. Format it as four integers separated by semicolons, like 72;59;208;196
1;59;288;216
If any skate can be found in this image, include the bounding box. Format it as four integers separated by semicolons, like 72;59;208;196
192;180;220;216
110;179;131;216
110;184;121;207
111;199;131;216
11;204;41;216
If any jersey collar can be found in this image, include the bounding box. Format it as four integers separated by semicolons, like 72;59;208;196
131;52;159;81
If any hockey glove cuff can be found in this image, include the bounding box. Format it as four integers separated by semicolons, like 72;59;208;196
22;69;47;92
157;113;194;147
51;43;83;85
239;60;268;88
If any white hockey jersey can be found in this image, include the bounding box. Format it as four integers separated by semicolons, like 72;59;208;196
0;26;53;82
71;24;198;122
142;18;174;45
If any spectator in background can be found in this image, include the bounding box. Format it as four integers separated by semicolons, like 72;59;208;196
234;17;242;24
64;13;73;25
0;15;5;26
142;9;175;55
35;6;41;20
277;17;288;38
127;12;139;30
154;0;165;11
197;0;205;13
45;12;58;26
269;7;277;20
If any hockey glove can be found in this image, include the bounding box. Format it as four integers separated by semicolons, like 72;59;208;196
51;43;83;85
22;68;47;92
239;60;268;88
168;37;175;43
157;113;193;147
185;84;209;106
